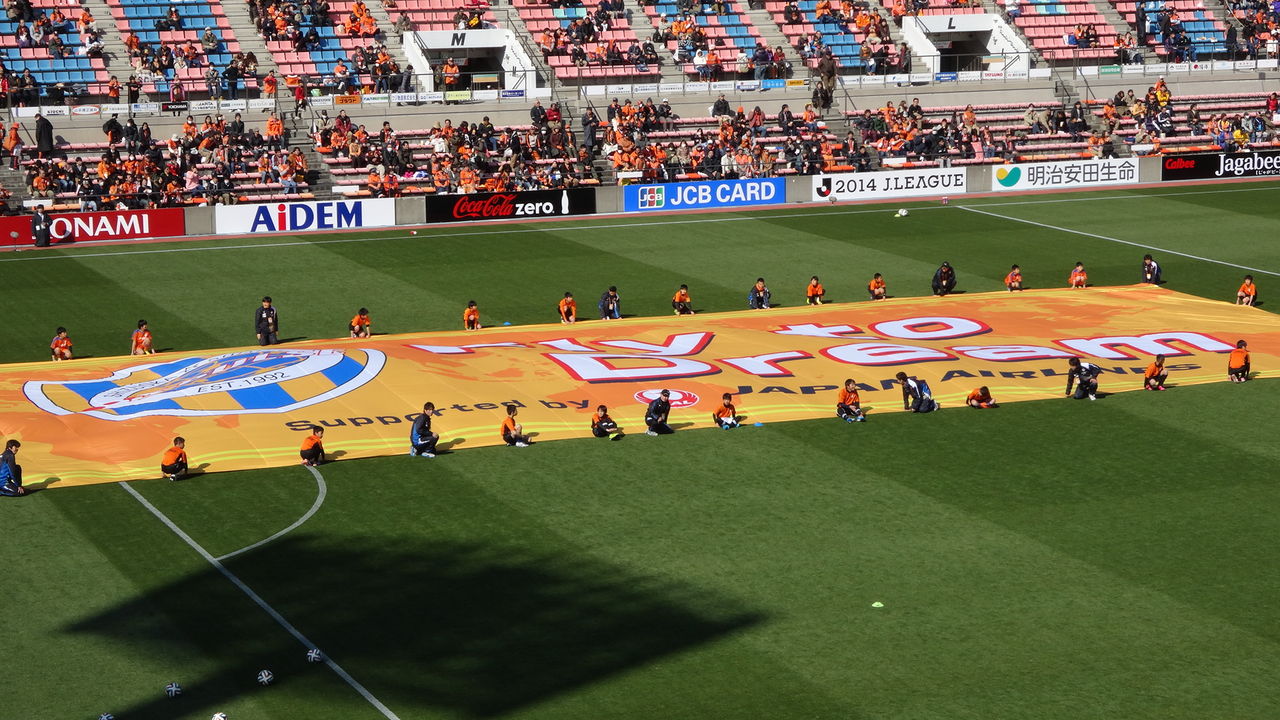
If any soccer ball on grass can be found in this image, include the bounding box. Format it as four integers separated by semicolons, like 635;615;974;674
896;208;909;218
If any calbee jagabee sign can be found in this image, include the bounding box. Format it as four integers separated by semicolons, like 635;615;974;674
2;285;1274;487
1161;150;1280;181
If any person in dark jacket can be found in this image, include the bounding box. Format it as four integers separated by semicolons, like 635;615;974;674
644;389;673;435
0;440;24;497
747;277;771;309
31;204;51;247
410;402;440;457
599;285;621;320
35;112;55;158
1065;357;1101;400
895;372;938;413
932;261;957;296
255;295;279;345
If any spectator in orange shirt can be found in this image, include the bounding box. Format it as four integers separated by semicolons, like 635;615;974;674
50;326;72;361
300;426;326;466
672;284;694;315
591;404;620;439
349;308;371;338
1143;354;1168;391
131;319;154;355
160;437;188;481
262;70;278;98
868;273;887;300
1005;264;1023;292
264;112;284;150
836;378;865;422
1069;262;1088;289
1227;340;1250;382
463;300;481;330
558;292;576;324
1237;275;1256;305
501;404;531;447
712;392;740;429
805;275;825;305
966;386;997;408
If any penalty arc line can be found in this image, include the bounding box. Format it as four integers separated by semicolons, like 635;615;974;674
119;476;401;720
957;205;1280;278
215;465;327;562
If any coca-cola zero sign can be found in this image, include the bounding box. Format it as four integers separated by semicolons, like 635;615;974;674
424;188;596;223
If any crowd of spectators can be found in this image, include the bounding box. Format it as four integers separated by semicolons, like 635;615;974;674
1;1;105;106
537;1;661;72
1227;0;1280;59
1098;81;1277;152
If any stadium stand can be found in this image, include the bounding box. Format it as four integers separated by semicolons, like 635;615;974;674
517;0;661;82
1;0;111;102
1008;0;1119;62
109;0;249;99
764;0;902;73
634;0;767;79
1088;85;1278;155
387;0;498;32
1110;0;1227;62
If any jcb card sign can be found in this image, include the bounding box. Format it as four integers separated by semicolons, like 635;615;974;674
623;178;785;212
812;168;966;202
215;198;397;235
991;158;1138;191
1;285;1274;486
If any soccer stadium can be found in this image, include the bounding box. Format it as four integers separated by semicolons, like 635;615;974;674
2;0;1280;717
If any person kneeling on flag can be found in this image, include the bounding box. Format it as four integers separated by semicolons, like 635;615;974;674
300;426;326;466
896;372;938;413
1228;340;1250;382
0;440;24;497
1144;355;1168;391
591;405;620;439
1065;357;1101;400
836;379;865;422
502;405;531;447
161;437;188;481
713;392;740;429
645;389;674;435
410;402;440;457
966;386;997;408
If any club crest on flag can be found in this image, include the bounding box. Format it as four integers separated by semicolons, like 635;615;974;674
24;348;385;421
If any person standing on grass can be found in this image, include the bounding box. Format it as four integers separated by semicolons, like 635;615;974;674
1069;262;1088;289
501;405;531;447
0;440;24;497
1065;357;1101;400
868;273;887;300
712;392;740;429
255;296;279;345
350;308;372;338
131;319;155;355
1142;254;1162;284
1227;340;1251;382
559;292;577;324
599;286;621;320
805;276;825;305
463;300;481;330
1237;275;1256;305
645;389;674;435
591;404;621;439
747;278;771;309
672;284;694;315
160;437;188;481
966;386;997;408
300;426;326;466
931;262;956;296
1005;265;1023;292
896;372;939;413
410;402;439;457
1144;354;1168;391
31;204;52;247
50;327;73;361
836;378;866;422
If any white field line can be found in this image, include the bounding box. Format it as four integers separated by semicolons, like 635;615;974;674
119;476;400;720
957;205;1280;277
215;465;327;562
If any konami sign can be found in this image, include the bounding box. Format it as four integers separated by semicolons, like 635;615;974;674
0;208;186;245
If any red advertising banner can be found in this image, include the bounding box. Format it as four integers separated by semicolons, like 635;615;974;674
0;208;186;246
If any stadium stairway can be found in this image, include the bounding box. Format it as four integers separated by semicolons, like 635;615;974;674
81;0;140;86
619;0;686;82
222;0;282;79
976;0;1047;67
743;3;806;74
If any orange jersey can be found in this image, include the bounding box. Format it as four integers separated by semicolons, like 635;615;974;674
1239;282;1256;296
51;336;72;352
161;446;187;466
1069;269;1088;285
559;298;576;317
132;328;152;350
301;434;324;451
715;403;736;418
868;278;885;293
1228;348;1250;369
672;289;691;304
1144;362;1164;379
501;416;517;435
463;307;480;325
591;413;613;429
838;388;860;406
967;387;992;404
350;313;370;329
1005;271;1022;286
806;282;825;298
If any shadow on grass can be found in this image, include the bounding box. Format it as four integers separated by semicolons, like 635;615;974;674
66;535;764;718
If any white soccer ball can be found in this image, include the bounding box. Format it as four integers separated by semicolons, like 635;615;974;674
306;648;323;663
257;669;274;686
98;714;115;720
212;714;228;720
165;682;182;698
897;208;909;217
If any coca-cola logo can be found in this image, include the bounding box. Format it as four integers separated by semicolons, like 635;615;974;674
451;194;517;220
1164;157;1196;170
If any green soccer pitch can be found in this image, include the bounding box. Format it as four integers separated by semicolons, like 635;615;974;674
3;182;1280;720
